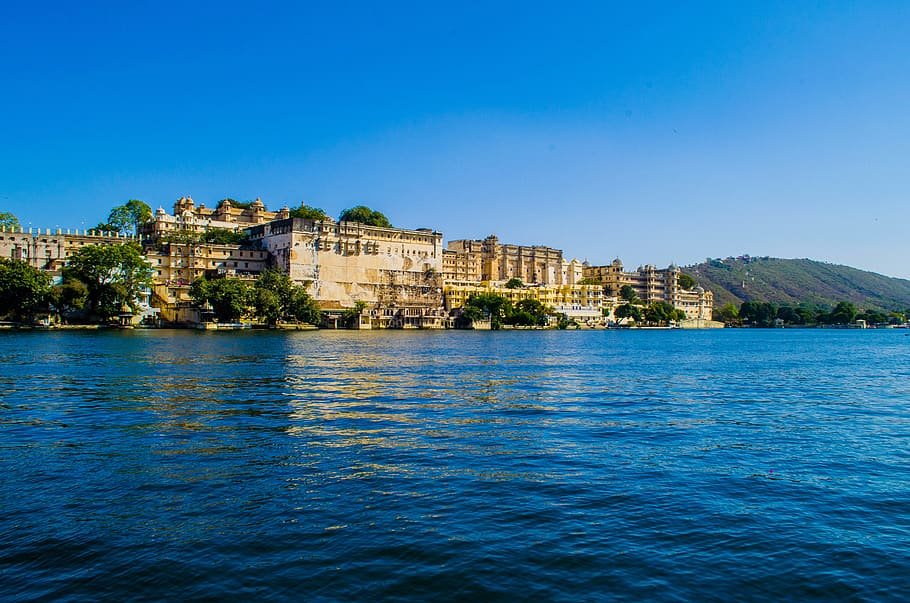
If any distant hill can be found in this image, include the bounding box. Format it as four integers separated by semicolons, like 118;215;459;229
683;256;910;312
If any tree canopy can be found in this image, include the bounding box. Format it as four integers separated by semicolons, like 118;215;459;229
190;277;252;322
192;269;321;325
0;259;51;322
714;303;740;325
459;293;552;328
678;273;697;290
505;298;550;326
644;300;685;325
505;278;524;289
253;268;321;325
202;228;245;245
339;206;392;228
0;211;20;230
107;200;152;235
461;293;512;329
614;303;642;324
619;285;639;303
822;301;858;325
64;243;153;319
289;203;328;220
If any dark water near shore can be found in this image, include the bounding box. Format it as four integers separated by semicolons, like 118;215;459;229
1;330;909;601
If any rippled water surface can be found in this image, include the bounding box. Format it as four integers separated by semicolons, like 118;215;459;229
2;329;909;600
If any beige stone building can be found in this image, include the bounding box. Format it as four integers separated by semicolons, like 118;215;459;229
0;226;141;276
248;216;444;313
0;225;157;322
445;235;564;284
561;258;586;285
145;241;269;323
142;196;286;240
582;260;713;320
443;280;606;325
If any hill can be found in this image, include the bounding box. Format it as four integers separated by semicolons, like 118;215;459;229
683;256;910;312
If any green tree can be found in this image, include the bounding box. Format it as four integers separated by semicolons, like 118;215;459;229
644;300;681;326
254;288;282;325
64;243;153;319
289;203;328;220
221;199;253;209
824;301;858;325
341;300;368;327
202;227;245;245
505;277;524;289
253;268;296;325
715;302;740;325
857;309;889;325
0;211;20;230
248;269;321;326
462;293;512;329
0;259;51;322
339;205;392;228
50;280;88;319
888;311;907;325
92;222;118;233
776;305;802;325
619;285;638;303
505;298;550;326
740;301;778;327
190;276;252;322
107;200;152;235
614;303;642;324
678;273;697;290
796;305;819;325
289;287;321;325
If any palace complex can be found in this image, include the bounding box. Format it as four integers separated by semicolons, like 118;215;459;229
0;196;715;327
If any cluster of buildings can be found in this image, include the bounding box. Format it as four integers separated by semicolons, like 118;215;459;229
0;196;715;327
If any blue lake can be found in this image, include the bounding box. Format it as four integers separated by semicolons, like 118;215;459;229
1;329;909;600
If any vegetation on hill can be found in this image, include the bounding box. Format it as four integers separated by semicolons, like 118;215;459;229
685;256;910;313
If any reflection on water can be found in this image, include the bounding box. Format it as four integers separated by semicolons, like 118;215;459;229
1;329;910;600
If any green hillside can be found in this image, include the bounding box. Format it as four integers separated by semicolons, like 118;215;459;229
684;256;910;312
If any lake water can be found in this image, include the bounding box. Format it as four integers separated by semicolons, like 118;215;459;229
1;329;909;601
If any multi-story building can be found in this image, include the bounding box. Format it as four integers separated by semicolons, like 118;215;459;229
5;196;718;327
247;216;445;317
445;235;564;284
441;248;483;282
0;226;140;277
561;258;586;285
0;225;157;323
145;241;269;323
142;197;286;240
582;260;713;320
443;280;606;325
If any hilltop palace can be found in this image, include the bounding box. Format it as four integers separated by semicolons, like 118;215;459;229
0;197;715;328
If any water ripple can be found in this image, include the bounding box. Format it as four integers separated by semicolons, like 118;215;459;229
1;329;909;600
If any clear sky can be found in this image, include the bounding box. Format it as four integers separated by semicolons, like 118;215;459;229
2;1;909;277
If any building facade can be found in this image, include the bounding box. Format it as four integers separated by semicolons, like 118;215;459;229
443;280;607;325
445;235;564;284
582;260;713;320
248;216;445;314
0;226;141;277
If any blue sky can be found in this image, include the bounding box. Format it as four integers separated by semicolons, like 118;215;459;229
2;1;909;277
